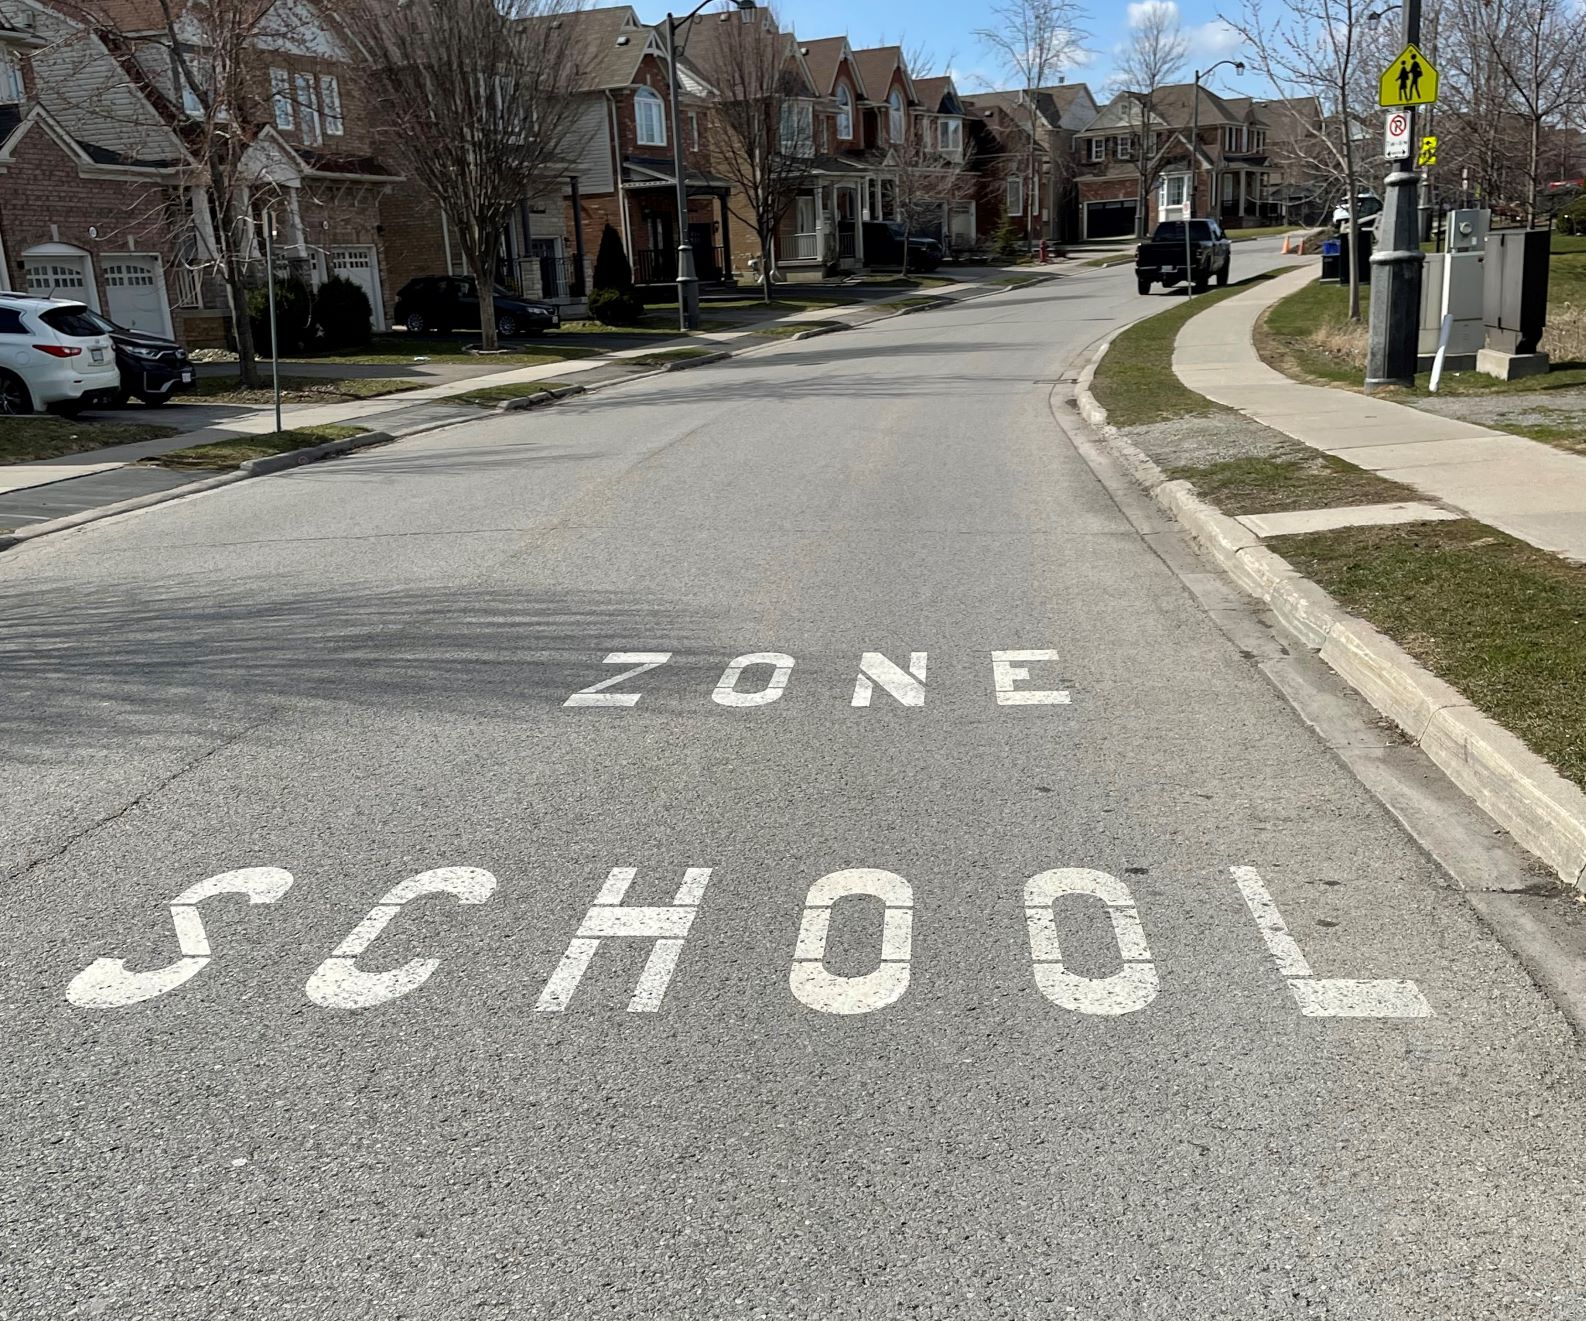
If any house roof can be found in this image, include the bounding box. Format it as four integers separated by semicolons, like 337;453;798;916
961;85;1088;135
850;44;909;105
913;75;961;113
673;10;814;99
799;35;854;96
1082;83;1240;135
527;5;651;92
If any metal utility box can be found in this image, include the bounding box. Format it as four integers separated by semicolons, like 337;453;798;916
1445;208;1489;253
1419;250;1486;368
1483;228;1550;354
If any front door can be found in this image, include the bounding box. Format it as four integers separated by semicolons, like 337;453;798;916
688;223;718;281
103;257;170;336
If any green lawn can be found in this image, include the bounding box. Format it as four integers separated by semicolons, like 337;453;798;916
1167;453;1412;516
0;415;179;464
748;321;844;338
148;425;368;471
455;382;570;407
188;375;427;405
878;295;942;311
1090;271;1280;427
283;336;602;366
706;295;851;312
1277;519;1586;790
630;347;717;366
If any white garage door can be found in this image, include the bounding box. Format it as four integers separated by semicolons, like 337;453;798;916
23;256;92;304
103;257;170;336
330;246;385;331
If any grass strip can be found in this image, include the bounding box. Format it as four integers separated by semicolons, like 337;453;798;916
630;347;717;366
456;382;569;407
190;375;426;405
147;425;366;471
1276;518;1586;789
1090;271;1279;427
0;416;179;463
1167;453;1414;516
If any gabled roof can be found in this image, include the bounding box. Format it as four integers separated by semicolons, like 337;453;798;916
799;35;861;97
961;84;1088;135
1081;83;1241;135
524;5;653;93
912;75;962;114
850;44;911;105
673;9;815;100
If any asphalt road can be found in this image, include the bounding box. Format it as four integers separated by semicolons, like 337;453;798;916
4;245;1584;1319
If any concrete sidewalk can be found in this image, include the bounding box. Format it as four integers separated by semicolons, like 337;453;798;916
1173;262;1586;563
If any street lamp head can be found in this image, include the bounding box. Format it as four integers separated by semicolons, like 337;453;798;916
1234;60;1246;74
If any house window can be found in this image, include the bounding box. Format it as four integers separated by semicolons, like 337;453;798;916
939;117;962;154
177;52;204;118
1085;136;1104;163
295;72;321;144
635;85;666;147
1006;175;1023;216
1147;131;1161;156
1;48;23;104
1249;129;1266;151
270;67;293;128
1224;125;1244;152
780;100;813;155
835;83;852;140
888;88;904;143
1114;134;1132;161
319;75;343;137
1162;173;1188;210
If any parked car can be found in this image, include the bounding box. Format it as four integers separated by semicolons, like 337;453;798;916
1134;219;1232;294
0;292;121;415
393;276;559;337
1333;191;1383;233
78;309;195;408
861;221;944;272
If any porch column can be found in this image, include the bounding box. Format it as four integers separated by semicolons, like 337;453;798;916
569;174;587;297
717;191;733;280
1239;171;1248;222
854;189;866;265
815;184;830;264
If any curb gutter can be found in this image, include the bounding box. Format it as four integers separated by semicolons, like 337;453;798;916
1076;335;1586;892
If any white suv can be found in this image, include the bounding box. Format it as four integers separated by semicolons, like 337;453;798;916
0;293;122;415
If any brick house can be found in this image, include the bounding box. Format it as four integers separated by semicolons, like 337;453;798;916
1074;85;1321;239
959;84;1097;246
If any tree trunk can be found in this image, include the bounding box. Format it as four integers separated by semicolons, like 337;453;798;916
760;232;773;305
463;229;499;352
1527;114;1541;227
1343;134;1362;323
210;160;260;390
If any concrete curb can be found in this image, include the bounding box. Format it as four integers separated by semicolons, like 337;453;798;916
478;384;587;413
0;429;395;553
659;350;731;371
1074;337;1586;892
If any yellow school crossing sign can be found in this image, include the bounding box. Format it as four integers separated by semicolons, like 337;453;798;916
1380;43;1438;108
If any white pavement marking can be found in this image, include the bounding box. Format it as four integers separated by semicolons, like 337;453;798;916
562;652;673;708
1231;866;1432;1018
305;868;498;1010
850;651;928;707
1023;869;1159;1015
711;653;796;707
991;650;1070;705
534;867;712;1013
66;868;294;1009
789;869;913;1015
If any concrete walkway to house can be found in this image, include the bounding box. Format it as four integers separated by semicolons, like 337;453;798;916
1173;261;1586;563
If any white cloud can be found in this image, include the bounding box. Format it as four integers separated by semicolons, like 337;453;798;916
1189;18;1244;60
1127;1;1180;28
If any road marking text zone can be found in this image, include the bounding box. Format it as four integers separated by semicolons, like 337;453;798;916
66;866;1431;1021
563;650;1070;708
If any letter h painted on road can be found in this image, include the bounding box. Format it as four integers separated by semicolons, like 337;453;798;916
535;867;712;1013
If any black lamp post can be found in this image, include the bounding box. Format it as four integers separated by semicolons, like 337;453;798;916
1184;58;1245;297
664;0;756;331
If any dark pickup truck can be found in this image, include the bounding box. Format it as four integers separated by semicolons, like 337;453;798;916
1134;219;1232;294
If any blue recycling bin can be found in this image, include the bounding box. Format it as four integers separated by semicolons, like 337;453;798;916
1320;238;1343;283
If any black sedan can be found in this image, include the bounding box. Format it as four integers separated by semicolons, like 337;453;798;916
81;310;196;407
394;276;560;337
861;221;944;272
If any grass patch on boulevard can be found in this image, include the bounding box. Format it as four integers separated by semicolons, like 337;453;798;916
189;375;426;405
707;295;851;312
0;415;178;463
1276;518;1586;789
1090;271;1280;427
748;321;844;338
1080;254;1135;268
878;295;942;311
989;272;1050;284
456;382;568;407
148;424;367;471
1167;453;1414;516
631;347;716;366
289;337;601;366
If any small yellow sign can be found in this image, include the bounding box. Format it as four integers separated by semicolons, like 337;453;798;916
1380;43;1438;108
1417;136;1438;167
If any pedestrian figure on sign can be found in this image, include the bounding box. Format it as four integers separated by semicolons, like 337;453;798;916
1396;59;1411;101
1408;54;1423;98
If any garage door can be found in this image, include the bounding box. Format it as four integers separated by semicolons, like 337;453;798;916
330;247;385;331
23;256;92;303
1085;200;1138;240
103;257;170;336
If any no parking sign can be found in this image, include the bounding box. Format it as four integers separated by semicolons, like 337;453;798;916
1384;110;1411;161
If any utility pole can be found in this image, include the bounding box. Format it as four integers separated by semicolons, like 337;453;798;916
1365;0;1424;389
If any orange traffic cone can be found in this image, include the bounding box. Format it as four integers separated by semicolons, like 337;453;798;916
1281;234;1292;254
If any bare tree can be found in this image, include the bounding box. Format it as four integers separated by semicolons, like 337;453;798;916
891;114;975;273
1224;0;1374;319
1112;1;1190;238
975;0;1089;243
343;0;588;349
694;5;817;303
1445;0;1586;224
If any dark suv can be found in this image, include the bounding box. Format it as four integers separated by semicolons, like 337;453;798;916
80;309;195;407
394;276;559;337
861;221;944;271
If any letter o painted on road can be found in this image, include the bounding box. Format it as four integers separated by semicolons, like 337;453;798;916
789;868;913;1015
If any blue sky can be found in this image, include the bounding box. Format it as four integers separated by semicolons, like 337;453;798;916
694;0;1262;101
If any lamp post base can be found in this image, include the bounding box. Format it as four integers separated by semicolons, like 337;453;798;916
1365;168;1425;391
676;243;700;332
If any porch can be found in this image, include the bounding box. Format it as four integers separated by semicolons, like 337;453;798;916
621;159;738;293
773;165;882;278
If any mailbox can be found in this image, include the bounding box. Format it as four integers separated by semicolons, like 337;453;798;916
1483;228;1550;354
